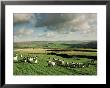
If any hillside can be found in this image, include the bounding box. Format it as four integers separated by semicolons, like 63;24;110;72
14;41;97;49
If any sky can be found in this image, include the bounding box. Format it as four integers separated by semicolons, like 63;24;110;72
13;13;97;42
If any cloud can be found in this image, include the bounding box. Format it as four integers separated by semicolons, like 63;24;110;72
14;13;97;34
14;13;97;42
14;27;34;37
34;13;76;27
13;13;34;24
34;13;97;34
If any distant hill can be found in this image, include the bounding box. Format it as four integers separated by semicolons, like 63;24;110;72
67;41;97;49
14;40;97;49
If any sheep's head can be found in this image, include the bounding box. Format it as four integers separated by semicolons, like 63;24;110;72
48;61;51;63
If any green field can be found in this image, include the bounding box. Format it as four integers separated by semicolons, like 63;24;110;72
13;41;97;75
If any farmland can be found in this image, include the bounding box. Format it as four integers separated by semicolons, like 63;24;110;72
13;41;97;75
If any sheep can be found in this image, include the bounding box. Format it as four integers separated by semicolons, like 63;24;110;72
74;62;86;68
33;57;36;60
13;55;18;62
28;57;34;63
54;59;65;66
52;58;61;64
29;58;33;61
24;57;29;63
82;65;85;68
48;61;55;67
26;57;38;64
35;56;38;59
74;63;82;68
20;54;23;58
34;59;37;63
78;63;84;68
53;58;58;62
24;59;27;62
65;62;69;67
70;62;76;68
60;60;65;65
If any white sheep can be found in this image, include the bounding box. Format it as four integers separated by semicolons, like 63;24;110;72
55;59;65;66
20;54;23;58
82;65;85;68
29;58;33;61
48;61;55;67
34;59;37;63
35;56;38;59
24;60;27;62
60;60;65;65
65;62;69;67
78;63;84;68
70;62;76;68
14;55;18;62
28;57;34;63
75;63;85;68
52;58;56;61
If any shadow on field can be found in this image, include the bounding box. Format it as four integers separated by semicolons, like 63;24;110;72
47;52;97;60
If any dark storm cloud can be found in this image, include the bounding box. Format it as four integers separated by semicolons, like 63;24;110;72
33;13;97;34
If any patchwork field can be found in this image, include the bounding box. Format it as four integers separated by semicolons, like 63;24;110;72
13;41;97;75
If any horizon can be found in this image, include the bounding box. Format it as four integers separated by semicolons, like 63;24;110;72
14;40;97;43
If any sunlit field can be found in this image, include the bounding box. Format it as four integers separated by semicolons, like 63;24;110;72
13;41;97;75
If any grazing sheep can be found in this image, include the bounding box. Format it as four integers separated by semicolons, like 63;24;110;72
60;60;65;65
53;58;58;61
33;57;36;60
75;63;81;68
74;63;78;68
65;62;69;67
82;65;85;68
20;54;23;58
34;59;37;63
70;62;76;68
35;56;38;59
48;61;55;67
28;57;34;63
29;58;33;61
13;55;18;62
24;59;27;62
78;63;84;68
54;59;65;66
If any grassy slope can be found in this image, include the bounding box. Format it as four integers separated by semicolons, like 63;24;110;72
13;41;97;75
14;41;97;49
13;54;97;75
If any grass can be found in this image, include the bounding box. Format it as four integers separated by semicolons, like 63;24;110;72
13;41;97;75
57;51;97;56
13;53;97;75
14;48;97;56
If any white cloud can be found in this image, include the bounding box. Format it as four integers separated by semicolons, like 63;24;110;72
45;31;56;38
14;13;34;24
14;27;34;37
